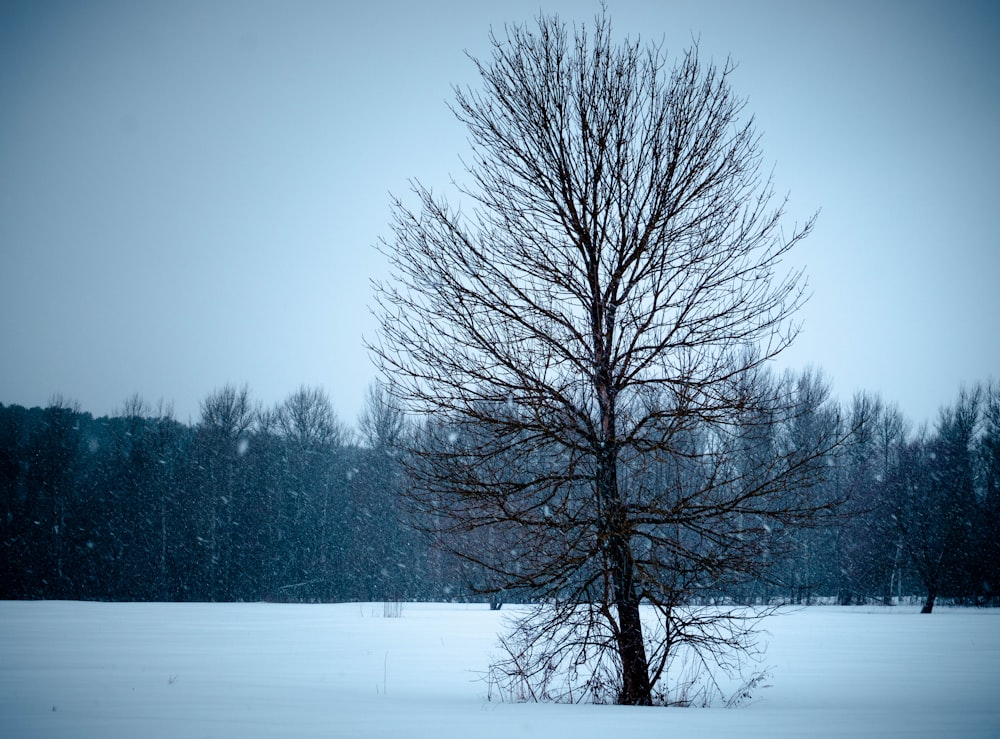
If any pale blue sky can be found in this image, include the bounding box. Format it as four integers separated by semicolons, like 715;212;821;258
1;0;997;428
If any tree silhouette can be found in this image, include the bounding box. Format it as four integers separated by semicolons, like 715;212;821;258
371;11;839;705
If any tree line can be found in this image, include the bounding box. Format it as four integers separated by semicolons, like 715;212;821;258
1;377;996;608
1;385;454;602
757;378;1000;613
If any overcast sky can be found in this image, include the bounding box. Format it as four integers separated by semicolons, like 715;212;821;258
1;0;997;429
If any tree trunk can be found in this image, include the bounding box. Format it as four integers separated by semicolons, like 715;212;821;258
921;588;936;614
601;455;652;705
612;547;653;705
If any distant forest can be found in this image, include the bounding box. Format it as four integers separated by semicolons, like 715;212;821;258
2;376;998;607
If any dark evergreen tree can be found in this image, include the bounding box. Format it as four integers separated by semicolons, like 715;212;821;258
892;387;981;613
976;381;1000;604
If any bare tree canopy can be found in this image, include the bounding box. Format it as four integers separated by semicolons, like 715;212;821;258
358;382;406;450
276;385;346;449
371;11;837;706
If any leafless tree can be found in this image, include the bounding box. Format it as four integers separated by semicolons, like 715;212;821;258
274;385;347;599
199;384;255;444
371;11;840;705
277;385;346;449
197;384;257;596
358;382;407;450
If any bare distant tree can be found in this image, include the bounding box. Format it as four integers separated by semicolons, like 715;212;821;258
371;11;840;705
358;382;407;450
273;385;347;599
277;385;346;449
197;384;257;596
199;384;255;444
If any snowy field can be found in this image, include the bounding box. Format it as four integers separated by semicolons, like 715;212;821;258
1;601;998;738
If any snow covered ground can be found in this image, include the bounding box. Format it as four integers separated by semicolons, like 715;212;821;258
1;601;998;738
